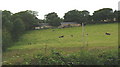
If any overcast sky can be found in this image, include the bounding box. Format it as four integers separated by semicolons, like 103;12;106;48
0;0;119;19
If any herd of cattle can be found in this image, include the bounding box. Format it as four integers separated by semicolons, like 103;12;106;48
58;33;110;38
27;30;111;45
56;30;111;38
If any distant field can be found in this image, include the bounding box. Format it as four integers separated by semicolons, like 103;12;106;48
3;23;118;65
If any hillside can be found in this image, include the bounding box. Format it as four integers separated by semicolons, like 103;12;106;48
3;23;118;65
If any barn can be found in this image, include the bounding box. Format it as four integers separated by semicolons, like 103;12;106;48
58;22;81;28
33;25;41;30
34;23;53;30
39;23;53;29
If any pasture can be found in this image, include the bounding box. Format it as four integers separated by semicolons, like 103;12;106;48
2;23;118;65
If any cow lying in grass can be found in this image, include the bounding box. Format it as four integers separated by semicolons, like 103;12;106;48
59;35;64;38
105;32;111;35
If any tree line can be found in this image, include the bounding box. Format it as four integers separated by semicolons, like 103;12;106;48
2;8;119;50
2;10;39;51
44;8;119;26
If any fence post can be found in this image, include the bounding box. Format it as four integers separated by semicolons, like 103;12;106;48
82;23;85;47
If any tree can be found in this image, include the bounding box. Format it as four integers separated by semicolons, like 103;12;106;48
64;9;81;23
2;28;13;50
92;8;114;23
39;19;45;23
2;10;39;50
80;10;90;24
12;18;25;41
2;10;13;50
114;10;120;22
64;9;90;24
2;10;13;31
12;10;39;30
45;12;62;26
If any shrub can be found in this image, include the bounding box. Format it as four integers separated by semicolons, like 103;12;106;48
26;49;118;65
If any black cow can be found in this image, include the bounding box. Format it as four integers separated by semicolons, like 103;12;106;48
59;35;64;38
105;32;111;35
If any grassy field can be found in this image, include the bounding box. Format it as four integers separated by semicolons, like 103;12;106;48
2;23;118;65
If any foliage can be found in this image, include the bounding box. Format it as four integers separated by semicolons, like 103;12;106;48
64;9;81;22
2;9;119;50
2;23;118;65
2;10;13;50
63;8;119;24
2;10;39;50
64;9;90;24
2;28;13;50
22;49;118;65
45;12;62;26
12;10;39;30
114;10;120;22
92;8;114;23
12;18;25;41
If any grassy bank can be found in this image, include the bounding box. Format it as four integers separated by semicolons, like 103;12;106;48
2;23;118;65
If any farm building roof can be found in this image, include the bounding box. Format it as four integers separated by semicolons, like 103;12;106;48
61;22;78;24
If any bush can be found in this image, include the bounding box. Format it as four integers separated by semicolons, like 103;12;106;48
26;49;118;65
2;28;13;51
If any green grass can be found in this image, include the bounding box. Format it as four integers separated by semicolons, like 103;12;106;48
2;23;118;65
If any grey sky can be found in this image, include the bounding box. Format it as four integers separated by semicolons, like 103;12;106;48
0;0;119;19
